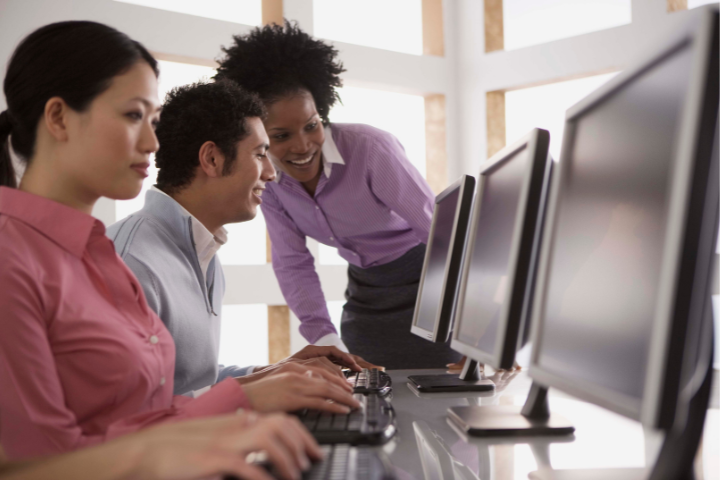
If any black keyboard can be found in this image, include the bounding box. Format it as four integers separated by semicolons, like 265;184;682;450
229;445;396;480
346;368;392;396
302;445;395;480
295;393;396;445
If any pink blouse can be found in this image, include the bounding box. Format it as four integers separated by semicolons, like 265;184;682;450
0;187;251;459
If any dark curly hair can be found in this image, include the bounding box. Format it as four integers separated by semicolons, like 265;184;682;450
154;80;265;194
214;21;345;124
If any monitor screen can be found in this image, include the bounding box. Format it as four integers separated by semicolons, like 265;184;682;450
455;146;530;356
414;188;461;334
535;44;694;404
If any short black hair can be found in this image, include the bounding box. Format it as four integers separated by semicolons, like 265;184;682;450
154;80;265;194
214;21;345;124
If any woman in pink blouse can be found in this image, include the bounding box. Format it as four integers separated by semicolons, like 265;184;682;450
0;21;352;465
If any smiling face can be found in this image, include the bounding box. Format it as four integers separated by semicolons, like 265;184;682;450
263;90;325;185
215;116;275;224
64;61;161;201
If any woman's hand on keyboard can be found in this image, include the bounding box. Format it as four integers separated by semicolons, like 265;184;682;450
232;413;323;480
242;372;362;414
109;413;319;480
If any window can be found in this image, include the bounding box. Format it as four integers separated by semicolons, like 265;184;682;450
327;300;345;333
113;0;261;25
218;304;269;367
505;72;618;161
503;0;631;51
218;212;267;265
688;0;718;8
313;0;423;55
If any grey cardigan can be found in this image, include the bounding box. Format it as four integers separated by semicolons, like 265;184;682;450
108;190;251;395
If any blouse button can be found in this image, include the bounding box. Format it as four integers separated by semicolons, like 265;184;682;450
329;237;334;241
149;335;159;345
160;376;166;386
315;206;320;210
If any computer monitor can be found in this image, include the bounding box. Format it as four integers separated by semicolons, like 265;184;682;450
411;174;475;343
407;175;495;393
450;129;553;372
445;129;572;436
527;8;718;479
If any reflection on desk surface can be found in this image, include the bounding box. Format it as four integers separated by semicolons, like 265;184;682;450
384;370;719;480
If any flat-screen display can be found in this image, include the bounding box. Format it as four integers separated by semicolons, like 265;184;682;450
535;44;693;402
456;147;530;356
415;188;460;333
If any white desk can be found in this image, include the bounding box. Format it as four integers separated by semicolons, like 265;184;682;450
378;369;719;480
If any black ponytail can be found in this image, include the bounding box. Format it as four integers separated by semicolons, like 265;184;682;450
0;111;14;187
0;21;158;187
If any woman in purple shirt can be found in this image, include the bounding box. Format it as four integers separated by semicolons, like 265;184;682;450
216;22;462;369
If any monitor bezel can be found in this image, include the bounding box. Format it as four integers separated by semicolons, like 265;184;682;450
450;128;550;370
527;8;719;428
411;174;476;343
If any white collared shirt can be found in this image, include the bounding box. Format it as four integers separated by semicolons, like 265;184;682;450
272;124;346;183
150;186;227;284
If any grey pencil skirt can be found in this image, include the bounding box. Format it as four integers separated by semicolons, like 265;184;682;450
340;243;462;370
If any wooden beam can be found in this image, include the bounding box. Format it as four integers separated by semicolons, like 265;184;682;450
667;0;688;12
422;0;444;56
262;0;284;26
484;0;504;53
261;0;286;367
486;90;506;159
425;94;448;194
268;305;291;363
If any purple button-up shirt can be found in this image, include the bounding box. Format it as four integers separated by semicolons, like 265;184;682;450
262;123;434;343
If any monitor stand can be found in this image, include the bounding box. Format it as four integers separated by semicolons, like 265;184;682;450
407;358;495;393
447;381;574;437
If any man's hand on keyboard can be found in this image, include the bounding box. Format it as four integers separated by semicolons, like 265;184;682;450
237;361;352;392
349;354;385;371
242;372;362;414
284;345;363;372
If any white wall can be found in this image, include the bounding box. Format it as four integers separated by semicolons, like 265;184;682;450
449;0;697;174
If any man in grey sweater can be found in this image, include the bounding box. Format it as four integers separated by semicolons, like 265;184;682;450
109;81;363;413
